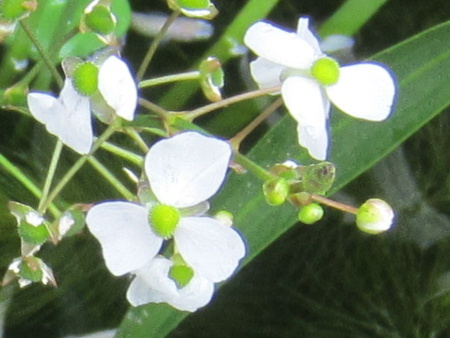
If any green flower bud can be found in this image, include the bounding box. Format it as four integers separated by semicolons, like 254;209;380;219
5;256;57;287
2;0;36;20
84;4;116;35
297;203;324;224
167;0;218;20
72;62;99;96
199;57;224;102
169;263;194;288
8;202;50;245
263;178;290;206
149;204;180;238
311;57;340;86
356;198;394;234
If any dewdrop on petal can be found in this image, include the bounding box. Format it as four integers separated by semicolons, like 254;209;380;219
356;198;394;234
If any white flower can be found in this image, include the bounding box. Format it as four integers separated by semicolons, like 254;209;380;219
86;132;246;307
244;17;396;160
27;55;137;154
127;256;214;312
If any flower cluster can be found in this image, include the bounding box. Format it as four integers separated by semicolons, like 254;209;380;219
244;17;396;160
86;132;246;311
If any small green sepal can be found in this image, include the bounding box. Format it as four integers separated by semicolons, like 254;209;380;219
8;201;50;245
1;0;36;20
263;178;290;206
81;1;117;36
199;57;224;102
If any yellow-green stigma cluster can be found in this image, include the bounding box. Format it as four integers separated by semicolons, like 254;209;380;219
169;264;194;288
72;62;99;96
149;204;180;238
311;57;340;86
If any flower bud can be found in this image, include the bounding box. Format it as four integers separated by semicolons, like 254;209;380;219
9;201;50;245
356;198;394;234
263;178;290;206
297;203;324;224
3;256;56;288
82;1;117;36
199;57;224;102
167;0;218;20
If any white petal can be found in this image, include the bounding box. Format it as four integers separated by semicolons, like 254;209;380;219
27;79;93;154
145;132;232;208
175;217;246;283
86;201;162;276
281;76;330;160
244;21;316;69
98;56;137;121
249;57;284;91
126;257;214;312
296;17;322;55
326;62;396;121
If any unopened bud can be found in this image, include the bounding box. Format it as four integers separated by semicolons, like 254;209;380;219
263;178;290;206
297;203;324;224
356;198;394;234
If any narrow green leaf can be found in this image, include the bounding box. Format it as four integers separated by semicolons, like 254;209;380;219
117;19;450;337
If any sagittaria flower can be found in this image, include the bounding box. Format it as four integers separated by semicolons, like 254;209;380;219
86;132;246;308
244;17;396;160
27;55;137;154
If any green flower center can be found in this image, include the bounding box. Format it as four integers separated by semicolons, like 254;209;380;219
169;264;194;288
311;57;340;86
149;204;180;238
72;62;99;96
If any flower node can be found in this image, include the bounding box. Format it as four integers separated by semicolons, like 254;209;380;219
169;264;194;288
311;57;340;86
149;204;180;238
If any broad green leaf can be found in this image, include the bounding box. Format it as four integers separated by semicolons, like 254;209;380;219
117;19;450;337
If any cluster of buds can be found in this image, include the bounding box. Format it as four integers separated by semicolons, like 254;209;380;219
262;160;395;234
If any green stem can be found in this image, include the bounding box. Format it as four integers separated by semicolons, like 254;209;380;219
311;194;358;214
139;98;170;118
0;153;60;217
125;128;149;153
183;85;281;120
139;71;201;89
40;120;121;213
20;20;64;88
232;151;276;182
137;10;181;80
38;140;63;213
230;98;283;150
87;157;135;201
100;141;143;166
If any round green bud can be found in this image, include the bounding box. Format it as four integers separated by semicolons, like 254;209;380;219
72;62;99;96
356;198;394;234
149;204;180;238
2;0;28;20
311;57;340;86
297;203;324;225
18;222;50;245
177;0;210;10
85;5;116;35
169;263;194;288
263;178;290;206
19;257;44;283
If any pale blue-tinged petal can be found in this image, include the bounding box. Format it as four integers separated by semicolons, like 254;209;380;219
326;62;396;121
281;76;329;160
145;132;232;208
86;201;162;276
98;56;137;121
249;57;284;92
126;257;214;312
27;79;93;154
175;217;246;283
244;21;316;69
296;17;322;55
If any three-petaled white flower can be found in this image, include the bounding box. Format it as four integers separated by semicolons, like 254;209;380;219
86;131;246;311
27;55;137;154
244;17;396;160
